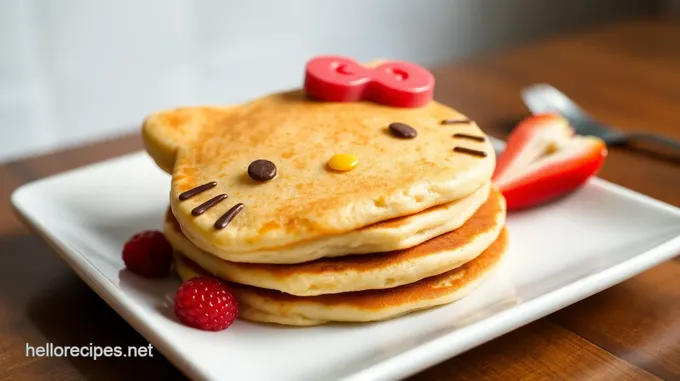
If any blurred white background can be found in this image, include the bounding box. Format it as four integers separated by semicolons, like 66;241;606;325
0;0;666;162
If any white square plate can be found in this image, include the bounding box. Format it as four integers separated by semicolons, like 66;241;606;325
11;146;680;381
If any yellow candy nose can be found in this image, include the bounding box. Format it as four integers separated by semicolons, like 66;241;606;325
328;154;358;172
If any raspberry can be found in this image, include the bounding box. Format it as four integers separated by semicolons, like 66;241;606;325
174;277;238;331
122;230;173;278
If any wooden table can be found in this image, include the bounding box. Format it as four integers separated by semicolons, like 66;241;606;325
2;18;679;380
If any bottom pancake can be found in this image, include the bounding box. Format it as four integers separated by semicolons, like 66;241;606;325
173;228;508;326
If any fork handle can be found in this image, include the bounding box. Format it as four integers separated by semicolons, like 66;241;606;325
626;132;680;152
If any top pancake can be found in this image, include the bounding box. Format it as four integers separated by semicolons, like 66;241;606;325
143;89;495;260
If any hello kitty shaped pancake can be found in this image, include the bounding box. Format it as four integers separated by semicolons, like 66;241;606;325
143;56;495;264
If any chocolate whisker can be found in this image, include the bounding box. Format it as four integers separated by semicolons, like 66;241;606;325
453;133;485;142
214;203;245;230
441;118;471;125
179;181;217;200
192;194;228;216
453;146;487;157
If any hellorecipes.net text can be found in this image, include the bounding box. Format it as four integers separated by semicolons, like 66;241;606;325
26;342;154;360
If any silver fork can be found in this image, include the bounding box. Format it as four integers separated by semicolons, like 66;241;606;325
521;83;680;151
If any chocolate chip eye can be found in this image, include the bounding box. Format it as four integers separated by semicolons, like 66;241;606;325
248;160;277;181
388;122;417;139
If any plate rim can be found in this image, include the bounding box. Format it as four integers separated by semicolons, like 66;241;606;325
10;151;680;381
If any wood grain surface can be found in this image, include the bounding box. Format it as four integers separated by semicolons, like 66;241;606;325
1;18;679;381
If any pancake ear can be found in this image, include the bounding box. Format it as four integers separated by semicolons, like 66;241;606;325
142;106;234;173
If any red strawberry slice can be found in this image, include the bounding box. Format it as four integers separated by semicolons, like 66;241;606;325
493;113;607;211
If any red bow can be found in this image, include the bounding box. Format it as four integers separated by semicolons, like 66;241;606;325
304;55;435;108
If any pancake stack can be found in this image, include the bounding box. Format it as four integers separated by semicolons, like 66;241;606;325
143;89;507;326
